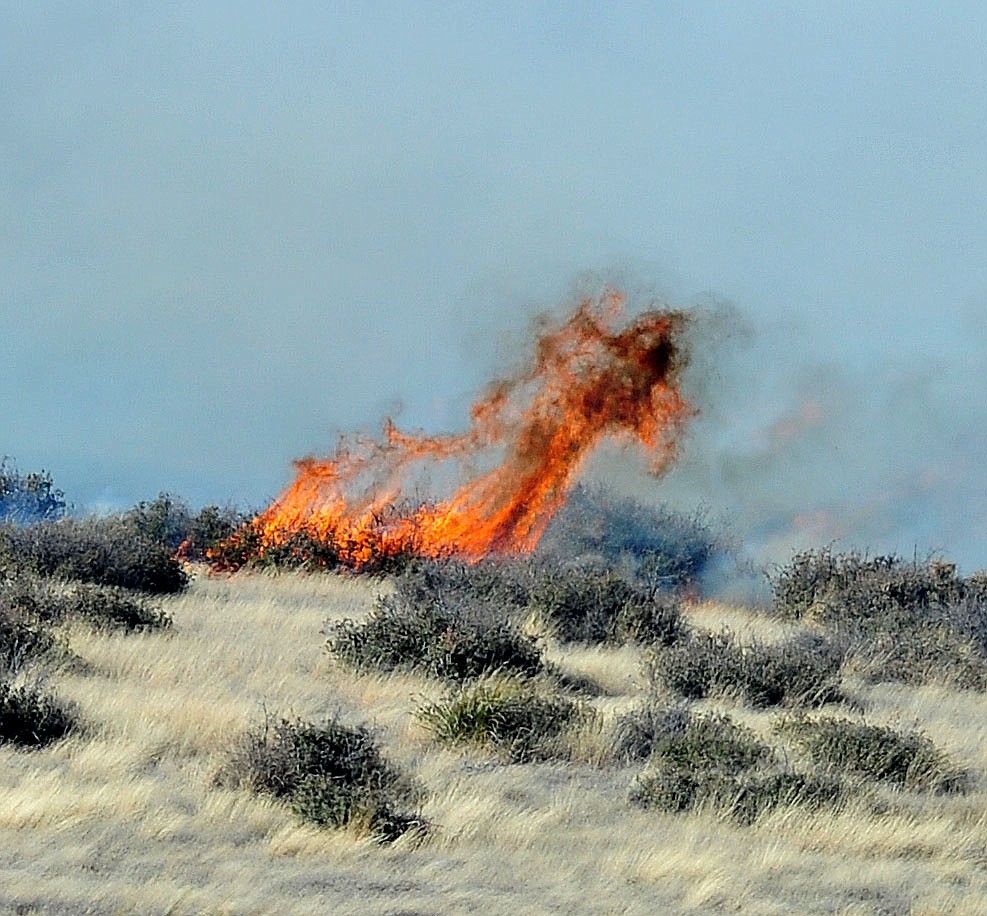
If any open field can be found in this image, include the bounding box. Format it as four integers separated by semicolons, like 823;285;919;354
3;568;987;915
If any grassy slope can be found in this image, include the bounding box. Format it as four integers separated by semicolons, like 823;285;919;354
2;571;987;915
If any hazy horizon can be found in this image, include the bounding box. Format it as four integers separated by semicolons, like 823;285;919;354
4;4;987;568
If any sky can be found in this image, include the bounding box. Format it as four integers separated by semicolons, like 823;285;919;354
4;2;987;568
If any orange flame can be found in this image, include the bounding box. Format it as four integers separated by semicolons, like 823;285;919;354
212;291;694;570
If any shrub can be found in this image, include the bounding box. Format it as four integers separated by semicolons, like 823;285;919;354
771;551;970;626
392;557;532;616
0;580;59;674
625;707;839;824
632;707;773;773
1;574;169;634
769;550;987;689
207;525;343;573
417;677;580;762
2;517;188;594
538;483;720;589
328;594;544;683
647;629;844;707
220;714;424;841
59;583;171;632
778;715;969;793
126;494;250;562
630;766;841;825
0;681;76;747
526;564;684;646
0;459;67;525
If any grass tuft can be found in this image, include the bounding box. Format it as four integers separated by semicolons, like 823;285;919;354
416;676;581;762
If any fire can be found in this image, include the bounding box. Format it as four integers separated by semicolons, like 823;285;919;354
211;290;694;571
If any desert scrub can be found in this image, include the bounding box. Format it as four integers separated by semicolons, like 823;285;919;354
327;594;544;683
219;714;424;842
2;517;188;594
769;550;987;689
537;483;720;588
1;574;169;634
57;583;172;632
0;582;58;674
391;556;533;615
416;676;581;763
124;492;247;561
526;564;684;646
626;707;841;824
0;680;77;748
777;715;970;794
647;628;844;707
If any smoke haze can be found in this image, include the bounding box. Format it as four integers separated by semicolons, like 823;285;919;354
3;4;987;569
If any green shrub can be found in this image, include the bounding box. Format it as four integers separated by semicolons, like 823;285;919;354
1;574;169;636
125;493;247;561
778;715;969;793
328;594;544;683
630;766;841;825
220;714;424;841
0;681;76;747
634;707;773;773
417;677;580;762
647;629;844;707
392;557;533;616
0;580;58;674
2;517;188;594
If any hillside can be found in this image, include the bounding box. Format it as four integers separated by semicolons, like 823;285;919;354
3;568;987;915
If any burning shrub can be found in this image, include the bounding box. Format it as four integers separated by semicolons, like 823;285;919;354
125;493;247;562
327;594;544;683
778;715;969;793
769;550;987;689
208;293;695;575
647;628;844;708
219;714;424;841
416;676;581;763
626;707;841;824
2;517;188;594
0;681;77;748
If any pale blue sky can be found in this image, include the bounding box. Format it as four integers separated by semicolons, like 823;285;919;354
4;3;987;565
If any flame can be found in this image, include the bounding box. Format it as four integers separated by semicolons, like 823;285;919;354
211;290;695;570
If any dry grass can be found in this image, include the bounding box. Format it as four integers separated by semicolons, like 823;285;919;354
2;568;987;914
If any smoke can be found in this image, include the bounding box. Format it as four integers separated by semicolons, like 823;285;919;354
647;303;987;574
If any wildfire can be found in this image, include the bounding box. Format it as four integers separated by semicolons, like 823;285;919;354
211;290;695;571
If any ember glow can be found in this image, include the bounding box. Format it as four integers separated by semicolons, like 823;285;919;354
211;291;694;570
